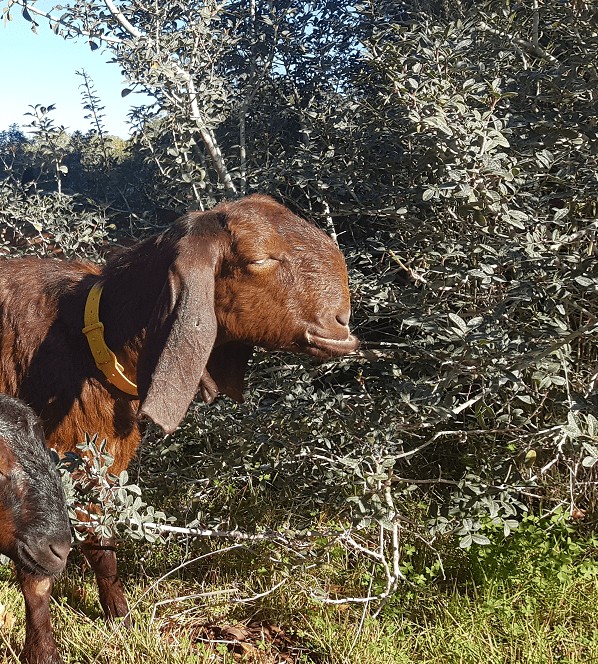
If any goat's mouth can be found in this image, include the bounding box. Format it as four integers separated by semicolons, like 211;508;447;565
301;330;360;359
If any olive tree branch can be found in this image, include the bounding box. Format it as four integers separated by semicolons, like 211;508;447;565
8;0;121;44
478;20;559;64
101;0;237;195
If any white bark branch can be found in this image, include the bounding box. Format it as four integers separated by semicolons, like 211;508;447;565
186;76;237;195
144;522;291;542
103;0;142;38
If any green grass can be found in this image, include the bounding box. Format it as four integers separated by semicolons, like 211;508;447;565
2;541;598;664
297;577;598;664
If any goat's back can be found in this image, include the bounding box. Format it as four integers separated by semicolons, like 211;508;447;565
0;256;97;385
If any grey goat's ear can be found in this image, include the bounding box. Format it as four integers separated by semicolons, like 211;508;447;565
137;235;220;434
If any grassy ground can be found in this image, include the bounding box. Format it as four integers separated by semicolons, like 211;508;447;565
1;539;598;664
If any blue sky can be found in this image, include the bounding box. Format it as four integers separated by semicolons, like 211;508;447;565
0;6;146;137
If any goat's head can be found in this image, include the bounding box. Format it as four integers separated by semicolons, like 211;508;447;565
216;196;357;357
0;395;71;576
137;195;358;434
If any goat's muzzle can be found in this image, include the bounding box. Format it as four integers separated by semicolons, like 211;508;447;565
17;536;71;577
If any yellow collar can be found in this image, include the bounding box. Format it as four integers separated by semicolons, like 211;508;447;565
82;283;139;397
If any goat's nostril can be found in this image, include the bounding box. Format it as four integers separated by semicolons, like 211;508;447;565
49;540;71;563
336;312;350;327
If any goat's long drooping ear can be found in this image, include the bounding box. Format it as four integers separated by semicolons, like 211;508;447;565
199;342;254;404
137;237;219;434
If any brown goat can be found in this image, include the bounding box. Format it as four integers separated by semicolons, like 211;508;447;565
0;393;71;664
0;194;359;624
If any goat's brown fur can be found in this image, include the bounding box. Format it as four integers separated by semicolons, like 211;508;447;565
0;194;358;625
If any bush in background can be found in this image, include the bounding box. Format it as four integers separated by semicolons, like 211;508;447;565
0;0;596;608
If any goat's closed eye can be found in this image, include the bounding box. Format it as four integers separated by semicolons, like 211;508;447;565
248;257;279;269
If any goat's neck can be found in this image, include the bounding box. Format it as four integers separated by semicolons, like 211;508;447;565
98;236;172;363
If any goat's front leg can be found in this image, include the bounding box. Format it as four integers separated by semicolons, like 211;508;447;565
81;537;130;626
17;569;62;664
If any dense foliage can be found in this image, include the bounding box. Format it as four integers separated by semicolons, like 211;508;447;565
0;0;597;608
